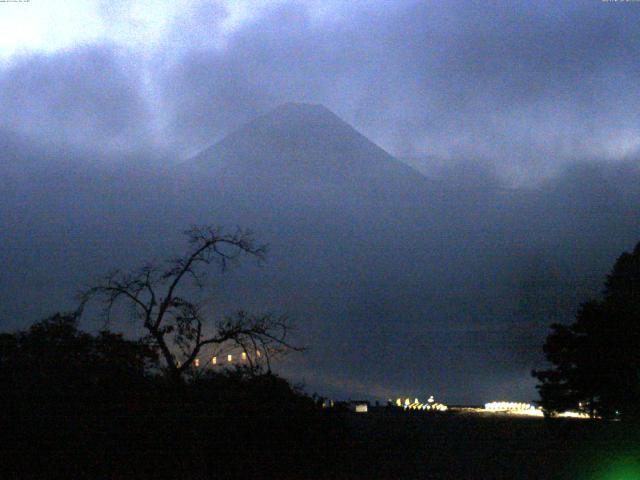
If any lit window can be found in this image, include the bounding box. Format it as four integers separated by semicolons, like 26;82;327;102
194;358;200;367
212;356;217;365
227;354;233;363
241;352;247;361
355;404;368;413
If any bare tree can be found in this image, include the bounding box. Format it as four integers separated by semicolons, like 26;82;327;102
81;226;302;382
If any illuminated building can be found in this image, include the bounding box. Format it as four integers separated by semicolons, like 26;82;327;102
557;411;590;419
485;401;536;412
180;349;273;370
348;401;369;413
394;396;448;412
482;401;594;419
484;401;543;416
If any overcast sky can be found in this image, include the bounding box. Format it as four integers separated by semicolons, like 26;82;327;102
1;0;639;183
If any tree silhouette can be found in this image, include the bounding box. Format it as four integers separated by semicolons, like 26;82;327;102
81;226;302;382
0;312;158;403
0;314;336;480
533;241;640;419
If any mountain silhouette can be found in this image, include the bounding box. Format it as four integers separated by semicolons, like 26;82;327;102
180;102;432;203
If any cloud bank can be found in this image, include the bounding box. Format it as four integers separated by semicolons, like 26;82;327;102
0;0;637;179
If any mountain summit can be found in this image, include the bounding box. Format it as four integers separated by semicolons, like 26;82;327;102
185;103;429;198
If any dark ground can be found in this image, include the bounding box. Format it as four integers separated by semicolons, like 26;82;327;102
3;404;639;479
343;409;640;480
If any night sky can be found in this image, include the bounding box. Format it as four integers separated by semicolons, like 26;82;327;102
1;0;640;404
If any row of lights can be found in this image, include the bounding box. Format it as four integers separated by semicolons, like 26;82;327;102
484;401;538;412
484;402;543;417
484;401;590;418
193;351;260;368
394;396;448;412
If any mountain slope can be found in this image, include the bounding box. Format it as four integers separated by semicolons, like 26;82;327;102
179;102;433;203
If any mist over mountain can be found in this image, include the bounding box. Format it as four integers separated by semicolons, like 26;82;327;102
1;104;639;403
179;102;433;204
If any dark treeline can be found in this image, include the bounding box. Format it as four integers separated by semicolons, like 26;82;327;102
0;313;348;479
3;314;640;479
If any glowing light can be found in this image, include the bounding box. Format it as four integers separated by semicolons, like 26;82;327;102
593;455;640;480
484;401;543;417
212;356;217;365
557;411;590;419
194;358;200;367
485;401;533;411
227;354;233;363
241;352;247;361
396;396;448;412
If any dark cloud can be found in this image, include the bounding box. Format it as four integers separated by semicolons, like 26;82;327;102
158;0;640;174
3;1;638;172
0;45;151;152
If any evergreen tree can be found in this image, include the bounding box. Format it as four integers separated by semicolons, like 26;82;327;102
533;242;640;420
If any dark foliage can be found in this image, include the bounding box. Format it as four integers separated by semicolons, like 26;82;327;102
0;312;158;407
0;315;345;479
533;241;640;420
